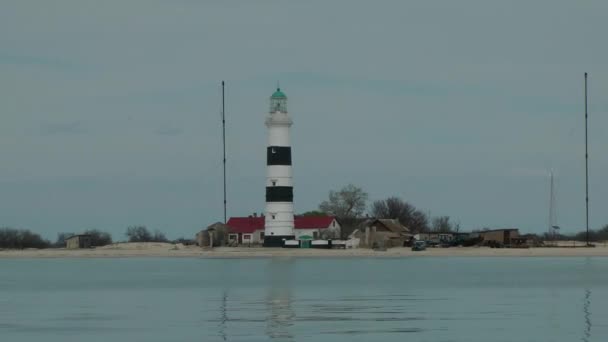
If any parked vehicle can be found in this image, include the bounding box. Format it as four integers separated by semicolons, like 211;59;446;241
411;241;427;251
439;241;452;248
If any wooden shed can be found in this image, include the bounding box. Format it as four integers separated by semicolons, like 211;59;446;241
65;234;92;249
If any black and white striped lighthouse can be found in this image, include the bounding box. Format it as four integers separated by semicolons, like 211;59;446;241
263;87;295;247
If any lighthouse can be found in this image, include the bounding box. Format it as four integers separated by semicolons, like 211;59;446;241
264;87;295;247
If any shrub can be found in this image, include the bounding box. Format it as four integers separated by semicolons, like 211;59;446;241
126;226;168;243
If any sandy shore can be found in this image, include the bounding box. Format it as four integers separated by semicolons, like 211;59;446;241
1;242;608;258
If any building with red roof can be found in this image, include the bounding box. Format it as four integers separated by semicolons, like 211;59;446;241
226;215;340;245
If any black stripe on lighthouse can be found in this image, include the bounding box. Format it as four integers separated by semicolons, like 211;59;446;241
267;146;292;165
266;186;293;202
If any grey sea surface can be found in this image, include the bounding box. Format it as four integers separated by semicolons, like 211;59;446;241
0;257;607;342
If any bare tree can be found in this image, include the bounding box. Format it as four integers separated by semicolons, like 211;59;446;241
319;184;368;220
370;197;415;222
410;210;430;233
126;226;152;242
126;226;168;243
152;230;168;243
55;232;75;247
370;197;429;233
431;216;453;233
83;229;113;246
0;228;50;249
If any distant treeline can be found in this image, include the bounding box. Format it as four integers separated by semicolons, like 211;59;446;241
0;228;51;249
0;226;194;250
125;226;168;243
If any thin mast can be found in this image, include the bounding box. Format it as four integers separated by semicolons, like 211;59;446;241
549;170;554;238
222;81;227;224
584;73;589;245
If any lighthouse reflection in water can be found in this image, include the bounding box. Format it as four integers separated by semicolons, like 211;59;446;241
265;259;295;341
1;258;606;342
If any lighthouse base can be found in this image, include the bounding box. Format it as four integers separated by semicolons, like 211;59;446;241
263;235;296;248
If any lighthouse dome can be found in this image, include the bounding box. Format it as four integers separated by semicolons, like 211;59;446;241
271;88;287;99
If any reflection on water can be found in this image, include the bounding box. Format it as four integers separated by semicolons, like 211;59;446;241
266;258;295;341
219;291;227;341
1;258;608;342
582;257;593;342
582;289;591;342
266;288;294;341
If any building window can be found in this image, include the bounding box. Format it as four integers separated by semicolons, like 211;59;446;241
260;232;265;239
228;234;237;241
313;231;319;239
272;181;276;186
243;234;251;240
272;215;276;219
333;221;336;227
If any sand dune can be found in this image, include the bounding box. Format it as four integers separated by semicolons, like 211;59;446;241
2;242;608;258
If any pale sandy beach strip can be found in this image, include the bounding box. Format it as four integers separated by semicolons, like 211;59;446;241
2;242;608;258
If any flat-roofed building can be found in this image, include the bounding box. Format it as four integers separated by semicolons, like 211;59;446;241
479;229;520;245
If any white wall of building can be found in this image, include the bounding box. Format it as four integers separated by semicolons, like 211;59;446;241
229;230;265;245
295;219;341;239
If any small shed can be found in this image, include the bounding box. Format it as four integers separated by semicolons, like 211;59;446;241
66;234;92;249
196;222;230;247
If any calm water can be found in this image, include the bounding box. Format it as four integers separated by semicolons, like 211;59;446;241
1;257;607;342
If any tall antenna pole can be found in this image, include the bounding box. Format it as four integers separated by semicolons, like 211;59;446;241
549;170;554;241
584;73;589;245
222;81;227;224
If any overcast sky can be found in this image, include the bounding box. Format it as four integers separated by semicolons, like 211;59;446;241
1;0;607;240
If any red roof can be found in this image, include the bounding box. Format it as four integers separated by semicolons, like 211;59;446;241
226;217;264;234
226;216;336;234
295;216;335;229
